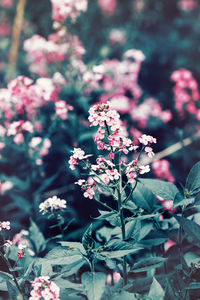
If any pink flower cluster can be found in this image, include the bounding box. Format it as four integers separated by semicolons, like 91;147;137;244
0;76;60;120
171;68;200;118
69;148;90;170
29;276;60;300
24;35;68;76
152;160;174;182
70;103;156;197
0;221;10;231
39;195;67;215
178;0;197;11
55;100;73;120
12;229;35;256
50;0;88;22
83;51;171;129
29;137;52;159
0;0;13;7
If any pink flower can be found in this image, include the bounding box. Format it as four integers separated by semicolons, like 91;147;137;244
55;100;73;120
50;0;88;22
4;240;12;247
13;133;24;145
98;0;116;16
0;221;10;231
139;134;156;145
139;164;150;174
39;196;67;215
145;146;155;158
107;272;121;285
29;276;60;300
83;186;95;199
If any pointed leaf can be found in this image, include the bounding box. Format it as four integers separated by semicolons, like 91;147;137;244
29;218;46;253
111;291;137;300
148;278;165;300
185;161;200;195
82;272;106;300
174;215;200;244
132;257;167;273
140;179;180;201
82;224;95;252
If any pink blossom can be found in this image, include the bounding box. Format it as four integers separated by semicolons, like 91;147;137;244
29;276;60;300
50;0;88;22
98;0;116;16
4;240;12;247
152;160;174;182
107;272;121;285
0;221;10;231
40;138;52;157
145;146;155;158
13;133;24;145
83;186;95;199
139;134;156;145
55;100;73;120
0;0;13;7
164;240;176;252
139;164;150;174
39;195;67;215
178;0;197;11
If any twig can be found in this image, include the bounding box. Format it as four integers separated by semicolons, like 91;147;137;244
143;130;200;164
8;0;26;74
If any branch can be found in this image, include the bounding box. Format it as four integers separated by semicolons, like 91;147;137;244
8;0;26;75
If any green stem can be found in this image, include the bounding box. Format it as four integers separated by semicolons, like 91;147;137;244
118;163;127;286
0;251;23;297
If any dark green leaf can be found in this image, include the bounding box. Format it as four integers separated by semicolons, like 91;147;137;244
6;280;20;300
82;224;95;252
174;215;200;244
140;179;180;201
131;257;167;273
185;161;200;195
132;182;156;212
29;218;46;254
82;272;106;300
59;241;86;255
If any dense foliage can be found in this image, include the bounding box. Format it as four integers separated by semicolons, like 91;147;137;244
1;0;200;299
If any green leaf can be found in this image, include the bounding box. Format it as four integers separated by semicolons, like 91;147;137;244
164;279;176;300
131;257;167;273
133;182;156;212
29;218;46;254
173;193;194;209
140;179;180;201
174;215;200;244
6;280;20;300
148;278;165;300
44;246;83;265
59;241;86;255
111;291;137;300
82;272;106;300
82;224;95;252
98;240;142;258
126;220;153;241
185;161;200;195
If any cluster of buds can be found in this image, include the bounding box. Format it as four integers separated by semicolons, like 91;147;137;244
29;276;60;300
39;196;67;215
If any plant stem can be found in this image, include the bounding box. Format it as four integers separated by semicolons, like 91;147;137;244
0;251;23;297
118;162;127;285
